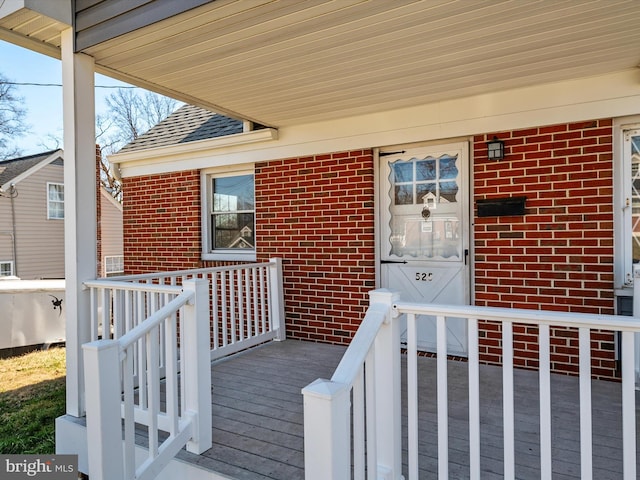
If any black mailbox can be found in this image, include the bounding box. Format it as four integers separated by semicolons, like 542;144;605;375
476;196;526;217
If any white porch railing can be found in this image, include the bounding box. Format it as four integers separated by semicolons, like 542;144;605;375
303;289;640;480
82;279;211;480
87;258;285;359
80;259;285;480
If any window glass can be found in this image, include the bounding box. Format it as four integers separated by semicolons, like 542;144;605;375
388;153;460;259
0;262;13;276
48;183;64;219
210;174;255;251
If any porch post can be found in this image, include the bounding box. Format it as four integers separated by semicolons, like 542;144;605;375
82;340;124;480
269;257;286;341
302;379;351;480
61;27;97;417
371;289;403;479
182;278;212;453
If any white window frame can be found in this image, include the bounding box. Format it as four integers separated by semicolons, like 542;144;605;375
104;255;124;276
614;117;640;295
201;165;256;262
0;261;14;277
47;182;64;219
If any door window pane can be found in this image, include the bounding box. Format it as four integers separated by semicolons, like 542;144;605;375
416;159;436;181
387;153;461;259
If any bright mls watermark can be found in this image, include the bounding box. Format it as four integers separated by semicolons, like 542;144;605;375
0;455;77;479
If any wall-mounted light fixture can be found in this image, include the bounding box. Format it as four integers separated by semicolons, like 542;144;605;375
487;136;505;160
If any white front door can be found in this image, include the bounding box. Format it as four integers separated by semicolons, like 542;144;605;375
379;142;470;355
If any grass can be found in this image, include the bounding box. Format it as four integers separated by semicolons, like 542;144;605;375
0;347;66;454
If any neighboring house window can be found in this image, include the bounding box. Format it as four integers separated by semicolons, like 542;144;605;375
47;183;64;219
104;255;124;276
0;261;13;276
202;169;255;261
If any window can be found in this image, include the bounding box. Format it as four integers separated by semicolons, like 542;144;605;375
0;261;13;277
202;170;255;261
104;255;124;276
47;183;64;219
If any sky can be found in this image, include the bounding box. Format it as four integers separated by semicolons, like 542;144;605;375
0;39;136;157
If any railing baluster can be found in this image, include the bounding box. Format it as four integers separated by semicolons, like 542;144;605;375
364;348;377;480
212;272;220;351
260;266;267;333
123;348;135;479
407;313;419;480
437;315;448;480
539;324;552;478
621;330;637;480
353;368;365;480
101;288;110;340
165;312;179;436
221;272;228;347
249;267;256;337
468;317;480;480
237;269;244;341
579;327;593;480
502;321;514;479
147;327;160;458
90;287;97;340
138;315;147;410
112;289;121;340
230;271;237;344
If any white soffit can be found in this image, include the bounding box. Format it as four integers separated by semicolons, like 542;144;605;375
82;0;640;127
2;1;640;129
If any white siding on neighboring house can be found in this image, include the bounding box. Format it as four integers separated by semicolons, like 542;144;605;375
100;188;123;277
0;209;14;276
0;162;65;279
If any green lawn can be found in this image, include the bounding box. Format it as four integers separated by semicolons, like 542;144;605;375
0;347;66;454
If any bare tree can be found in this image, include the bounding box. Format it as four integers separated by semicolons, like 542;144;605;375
100;88;179;200
0;74;28;160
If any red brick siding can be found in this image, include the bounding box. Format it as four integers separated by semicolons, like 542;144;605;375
123;170;202;274
121;123;617;378
473;119;616;379
255;151;376;344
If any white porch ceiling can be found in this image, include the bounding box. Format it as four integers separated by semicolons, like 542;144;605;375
2;0;640;127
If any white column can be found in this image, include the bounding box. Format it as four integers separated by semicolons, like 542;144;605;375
61;27;97;417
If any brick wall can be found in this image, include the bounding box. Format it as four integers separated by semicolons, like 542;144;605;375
123;170;202;274
255;151;376;344
473;119;616;378
123;151;376;344
122;123;617;377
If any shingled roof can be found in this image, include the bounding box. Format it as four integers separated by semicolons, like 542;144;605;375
118;104;244;153
0;150;63;188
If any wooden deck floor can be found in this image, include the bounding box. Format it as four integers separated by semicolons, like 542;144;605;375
170;340;640;480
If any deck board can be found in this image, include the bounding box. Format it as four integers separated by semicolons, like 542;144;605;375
168;340;640;479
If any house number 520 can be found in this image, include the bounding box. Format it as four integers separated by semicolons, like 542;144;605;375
415;272;433;281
